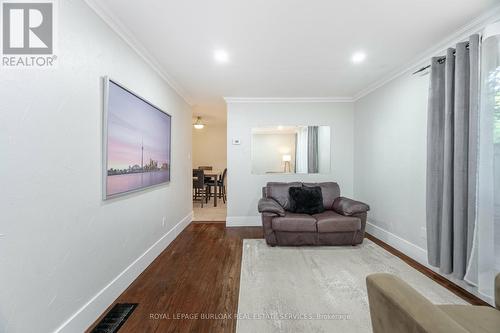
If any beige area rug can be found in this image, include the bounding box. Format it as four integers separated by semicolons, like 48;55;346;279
236;239;467;333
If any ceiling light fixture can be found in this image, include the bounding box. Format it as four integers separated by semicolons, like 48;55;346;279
351;51;366;64
193;116;205;129
214;49;229;63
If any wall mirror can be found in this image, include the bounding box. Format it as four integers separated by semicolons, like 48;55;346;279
251;126;331;174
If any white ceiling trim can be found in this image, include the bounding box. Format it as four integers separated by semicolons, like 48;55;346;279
352;4;500;101
83;0;193;106
224;97;354;104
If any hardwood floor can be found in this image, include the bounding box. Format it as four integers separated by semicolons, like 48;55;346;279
87;223;262;333
88;224;489;332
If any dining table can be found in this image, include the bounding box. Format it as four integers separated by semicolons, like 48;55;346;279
204;170;222;207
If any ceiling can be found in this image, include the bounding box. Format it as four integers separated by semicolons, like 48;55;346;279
94;0;498;124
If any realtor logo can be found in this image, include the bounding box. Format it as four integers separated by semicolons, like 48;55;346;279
1;0;57;68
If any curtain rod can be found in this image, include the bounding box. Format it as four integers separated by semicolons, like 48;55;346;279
412;42;470;75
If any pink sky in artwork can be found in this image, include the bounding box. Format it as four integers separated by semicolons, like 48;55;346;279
107;81;171;170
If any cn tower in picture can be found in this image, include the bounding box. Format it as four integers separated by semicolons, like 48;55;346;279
141;137;144;171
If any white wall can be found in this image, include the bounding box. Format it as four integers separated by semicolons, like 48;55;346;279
226;101;354;226
353;72;429;252
192;123;227;171
0;1;192;332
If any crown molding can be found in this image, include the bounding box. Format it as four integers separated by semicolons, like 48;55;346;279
224;97;354;104
353;4;500;101
83;0;193;106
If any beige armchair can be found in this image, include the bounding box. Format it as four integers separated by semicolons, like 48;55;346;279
366;273;500;333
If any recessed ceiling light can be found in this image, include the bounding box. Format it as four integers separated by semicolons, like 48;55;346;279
214;49;229;63
351;52;366;64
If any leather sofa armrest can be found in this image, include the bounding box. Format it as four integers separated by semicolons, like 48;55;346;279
258;198;285;217
332;197;370;216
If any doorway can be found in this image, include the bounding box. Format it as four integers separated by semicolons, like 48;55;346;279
192;117;227;222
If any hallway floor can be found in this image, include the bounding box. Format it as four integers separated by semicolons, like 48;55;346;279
193;200;227;222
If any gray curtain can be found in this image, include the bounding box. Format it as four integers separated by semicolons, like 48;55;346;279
308;126;319;173
426;34;480;279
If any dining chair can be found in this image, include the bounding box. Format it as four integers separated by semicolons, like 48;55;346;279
207;168;227;204
219;168;227;203
198;166;213;183
192;169;208;207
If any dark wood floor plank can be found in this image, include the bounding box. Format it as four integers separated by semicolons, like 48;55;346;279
88;224;488;333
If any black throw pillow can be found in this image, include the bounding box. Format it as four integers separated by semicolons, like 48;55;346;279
288;186;325;215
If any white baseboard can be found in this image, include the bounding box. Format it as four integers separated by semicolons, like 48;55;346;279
54;212;193;333
226;216;261;227
365;221;428;266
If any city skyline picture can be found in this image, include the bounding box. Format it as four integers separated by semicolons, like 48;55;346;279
104;79;171;199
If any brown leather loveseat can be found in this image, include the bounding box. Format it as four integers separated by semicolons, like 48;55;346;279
258;182;370;246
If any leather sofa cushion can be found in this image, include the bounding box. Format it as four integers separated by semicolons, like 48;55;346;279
313;210;361;233
272;213;317;232
265;182;301;210
303;182;340;210
437;305;500;333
